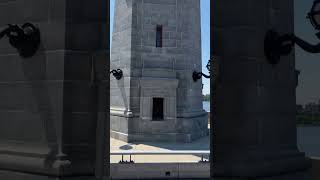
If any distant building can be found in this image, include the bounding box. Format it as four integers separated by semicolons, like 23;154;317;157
296;104;303;113
304;102;319;113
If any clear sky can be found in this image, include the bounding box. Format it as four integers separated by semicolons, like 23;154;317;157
110;0;211;95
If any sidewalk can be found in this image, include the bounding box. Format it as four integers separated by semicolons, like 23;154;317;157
110;135;210;163
110;126;320;163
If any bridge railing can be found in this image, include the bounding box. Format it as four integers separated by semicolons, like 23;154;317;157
110;150;210;163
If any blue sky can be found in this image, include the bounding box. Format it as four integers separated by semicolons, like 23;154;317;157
110;0;211;95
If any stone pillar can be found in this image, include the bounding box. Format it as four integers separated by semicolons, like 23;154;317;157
110;0;207;143
211;0;311;179
0;0;109;180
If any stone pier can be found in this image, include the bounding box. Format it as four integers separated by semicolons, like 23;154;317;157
211;0;311;179
0;0;109;179
110;0;208;143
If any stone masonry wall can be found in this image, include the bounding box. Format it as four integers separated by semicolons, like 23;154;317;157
211;0;311;178
131;0;203;115
0;0;108;178
111;0;208;142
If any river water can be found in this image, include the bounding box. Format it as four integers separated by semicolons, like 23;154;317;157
203;101;210;112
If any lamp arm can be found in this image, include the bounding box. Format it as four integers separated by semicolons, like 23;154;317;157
192;71;211;82
294;35;320;53
0;27;10;39
201;72;210;79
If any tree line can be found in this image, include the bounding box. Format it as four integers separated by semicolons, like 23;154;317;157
203;94;210;101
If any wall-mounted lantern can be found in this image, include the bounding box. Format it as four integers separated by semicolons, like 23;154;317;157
0;23;40;58
307;0;320;30
110;69;123;80
193;59;212;82
264;30;294;65
264;0;320;65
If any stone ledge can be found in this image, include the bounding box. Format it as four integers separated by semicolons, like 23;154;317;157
110;163;209;179
0;153;95;176
310;157;320;180
0;142;95;176
110;130;209;143
213;155;311;178
139;77;178;88
177;110;208;118
110;107;134;118
0;170;95;180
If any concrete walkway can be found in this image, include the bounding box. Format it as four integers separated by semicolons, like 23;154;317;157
110;126;320;163
110;135;210;163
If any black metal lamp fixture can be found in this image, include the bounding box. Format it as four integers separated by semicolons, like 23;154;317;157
264;0;320;65
307;0;320;30
193;59;212;82
110;69;123;80
264;30;294;65
0;23;40;58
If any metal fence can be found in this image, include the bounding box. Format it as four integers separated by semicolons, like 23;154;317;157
110;150;210;163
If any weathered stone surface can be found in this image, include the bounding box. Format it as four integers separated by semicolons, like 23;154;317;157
211;0;311;179
111;0;207;142
0;0;109;179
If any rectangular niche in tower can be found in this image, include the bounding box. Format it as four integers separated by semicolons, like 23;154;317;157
156;25;163;47
152;98;164;121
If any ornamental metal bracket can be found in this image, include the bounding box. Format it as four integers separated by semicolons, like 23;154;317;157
193;59;212;82
0;23;40;58
307;0;320;30
264;0;320;65
110;69;123;80
193;71;210;82
264;30;294;65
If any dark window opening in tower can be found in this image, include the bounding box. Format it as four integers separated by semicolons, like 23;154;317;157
152;97;164;120
156;25;163;47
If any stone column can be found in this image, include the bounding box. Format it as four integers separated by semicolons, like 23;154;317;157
0;0;109;180
211;0;311;179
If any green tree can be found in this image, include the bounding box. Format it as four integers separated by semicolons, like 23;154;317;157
203;94;210;101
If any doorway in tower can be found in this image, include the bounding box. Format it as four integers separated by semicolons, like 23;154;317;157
152;97;164;121
109;0;211;178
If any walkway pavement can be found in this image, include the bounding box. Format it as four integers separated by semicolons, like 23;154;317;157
110;126;320;163
110;135;209;163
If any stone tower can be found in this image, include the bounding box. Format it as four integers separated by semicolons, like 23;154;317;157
110;0;208;142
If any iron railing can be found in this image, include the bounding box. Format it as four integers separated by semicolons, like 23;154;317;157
110;150;210;164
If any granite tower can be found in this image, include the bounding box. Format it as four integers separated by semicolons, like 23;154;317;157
110;0;208;142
